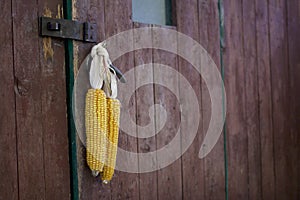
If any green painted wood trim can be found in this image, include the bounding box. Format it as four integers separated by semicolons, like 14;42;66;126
63;0;79;199
165;0;173;26
218;0;228;199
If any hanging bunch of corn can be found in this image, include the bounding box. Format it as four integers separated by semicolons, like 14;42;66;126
85;89;107;175
102;98;120;183
85;43;121;183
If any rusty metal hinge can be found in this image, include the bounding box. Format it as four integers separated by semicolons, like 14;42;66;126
39;17;97;43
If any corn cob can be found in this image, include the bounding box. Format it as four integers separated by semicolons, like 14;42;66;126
85;89;107;175
101;98;120;183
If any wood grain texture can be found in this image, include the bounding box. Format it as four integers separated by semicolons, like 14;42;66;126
12;0;46;199
133;23;158;200
40;1;300;199
200;1;225;199
72;0;112;199
286;0;300;199
255;0;275;199
12;0;71;199
105;1;139;199
223;0;249;199
73;0;105;71
152;25;182;200
268;0;292;199
38;2;71;199
176;1;204;199
242;1;262;199
0;1;18;199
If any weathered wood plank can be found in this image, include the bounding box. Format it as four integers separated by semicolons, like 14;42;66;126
268;0;292;199
0;1;18;199
223;0;249;199
133;22;158;200
242;1;262;200
152;25;182;200
73;0;106;72
176;1;204;199
286;0;300;198
72;0;112;199
255;0;275;199
12;0;46;199
200;0;225;199
38;2;71;199
105;1;139;199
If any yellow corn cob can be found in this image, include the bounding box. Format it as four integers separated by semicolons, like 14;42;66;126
85;89;107;175
101;98;120;183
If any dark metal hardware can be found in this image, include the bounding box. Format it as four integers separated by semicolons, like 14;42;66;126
40;17;126;83
40;17;97;43
110;64;126;83
47;22;61;31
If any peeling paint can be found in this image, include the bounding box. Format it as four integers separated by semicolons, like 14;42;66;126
72;0;77;20
44;7;52;17
43;8;54;61
73;0;79;76
56;4;63;19
42;5;63;61
72;0;79;77
43;37;54;61
73;43;79;76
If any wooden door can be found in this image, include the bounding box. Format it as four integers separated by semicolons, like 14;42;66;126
73;0;225;199
0;0;70;199
73;0;300;199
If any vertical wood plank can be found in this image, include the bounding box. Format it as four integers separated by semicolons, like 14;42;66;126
73;0;106;71
105;1;139;199
12;0;46;199
200;0;225;199
198;1;210;170
176;1;204;199
152;26;182;200
13;0;71;199
268;0;291;199
72;0;112;199
286;0;300;198
0;1;18;199
223;0;249;199
242;1;262;200
133;23;158;200
38;3;71;200
255;0;276;199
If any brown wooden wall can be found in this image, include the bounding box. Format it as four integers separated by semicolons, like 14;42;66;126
0;0;71;200
0;0;299;200
73;0;300;200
